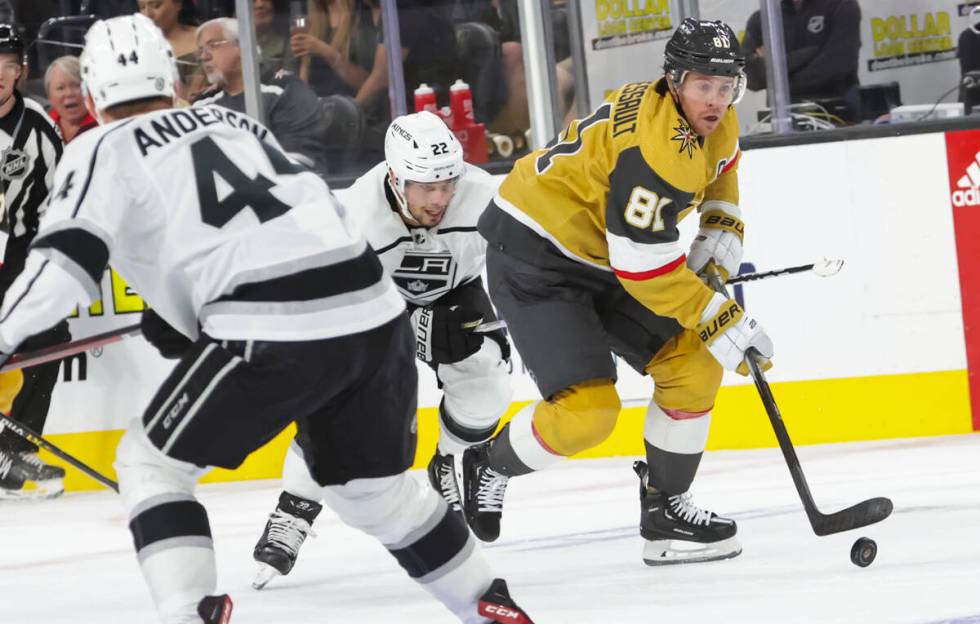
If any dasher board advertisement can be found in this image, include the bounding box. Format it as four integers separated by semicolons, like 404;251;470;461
577;0;682;106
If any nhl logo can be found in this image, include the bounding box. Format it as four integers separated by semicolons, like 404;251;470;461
0;148;28;181
154;77;165;91
808;16;825;34
407;280;428;293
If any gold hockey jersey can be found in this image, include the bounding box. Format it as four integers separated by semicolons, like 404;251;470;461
493;79;741;329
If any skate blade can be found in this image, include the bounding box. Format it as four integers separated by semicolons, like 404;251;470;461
252;563;281;590
0;479;64;501
642;535;742;566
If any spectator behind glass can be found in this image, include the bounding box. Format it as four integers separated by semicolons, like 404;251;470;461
254;0;298;78
138;0;207;101
344;0;459;155
958;10;980;112
452;0;576;134
44;55;98;143
293;0;375;98
356;0;457;114
742;0;862;120
195;17;328;173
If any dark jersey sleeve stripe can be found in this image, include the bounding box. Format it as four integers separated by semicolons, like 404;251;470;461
214;246;384;304
32;228;111;292
435;226;479;234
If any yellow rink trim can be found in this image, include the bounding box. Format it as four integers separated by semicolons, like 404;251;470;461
47;369;971;492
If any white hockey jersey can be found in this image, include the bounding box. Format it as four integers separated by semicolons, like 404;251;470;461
0;105;404;352
334;161;498;308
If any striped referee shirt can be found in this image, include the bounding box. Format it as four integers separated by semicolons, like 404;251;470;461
0;92;63;293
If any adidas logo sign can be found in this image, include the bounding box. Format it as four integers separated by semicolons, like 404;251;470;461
952;150;980;207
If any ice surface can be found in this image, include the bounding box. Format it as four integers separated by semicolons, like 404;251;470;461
3;434;979;623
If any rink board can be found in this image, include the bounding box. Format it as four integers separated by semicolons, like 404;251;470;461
47;368;971;492
28;129;979;492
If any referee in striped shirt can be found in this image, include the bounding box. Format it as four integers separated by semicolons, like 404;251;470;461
0;23;70;498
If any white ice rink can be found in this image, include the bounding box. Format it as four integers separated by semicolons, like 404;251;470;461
4;433;980;623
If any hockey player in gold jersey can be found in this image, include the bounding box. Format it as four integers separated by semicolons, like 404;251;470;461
467;19;775;565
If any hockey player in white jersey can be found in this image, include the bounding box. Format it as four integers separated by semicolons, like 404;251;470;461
0;15;532;624
250;110;514;590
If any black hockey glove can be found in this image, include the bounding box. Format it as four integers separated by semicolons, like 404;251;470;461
140;308;193;359
411;304;485;365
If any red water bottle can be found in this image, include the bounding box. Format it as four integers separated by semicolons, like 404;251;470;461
449;79;475;130
414;83;437;114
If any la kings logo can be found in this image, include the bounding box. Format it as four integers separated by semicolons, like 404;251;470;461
392;250;457;302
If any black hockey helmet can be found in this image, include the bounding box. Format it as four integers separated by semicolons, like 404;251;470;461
665;18;744;78
664;18;745;103
0;23;24;58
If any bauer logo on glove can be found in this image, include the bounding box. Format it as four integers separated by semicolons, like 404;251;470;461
696;300;742;344
411;304;485;365
696;294;774;376
687;207;744;282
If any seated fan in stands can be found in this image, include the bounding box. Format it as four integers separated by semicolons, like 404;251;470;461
741;0;862;122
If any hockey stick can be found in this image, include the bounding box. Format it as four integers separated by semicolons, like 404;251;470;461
706;267;892;536
472;259;845;335
0;412;119;492
472;320;507;334
727;258;844;285
0;323;141;373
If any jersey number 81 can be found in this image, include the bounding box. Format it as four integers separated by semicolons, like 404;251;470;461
623;186;671;232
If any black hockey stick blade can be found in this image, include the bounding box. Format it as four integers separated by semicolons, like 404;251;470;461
808;496;894;537
1;323;140;372
745;353;893;536
0;411;119;492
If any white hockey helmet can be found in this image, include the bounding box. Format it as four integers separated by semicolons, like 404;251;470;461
384;111;464;221
80;14;177;114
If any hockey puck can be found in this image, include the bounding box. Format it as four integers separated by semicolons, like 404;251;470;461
850;537;877;567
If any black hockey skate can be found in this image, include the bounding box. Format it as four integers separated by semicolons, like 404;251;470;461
633;461;741;565
251;491;322;589
462;441;509;542
478;578;534;624
427;450;463;514
197;594;233;623
0;448;65;499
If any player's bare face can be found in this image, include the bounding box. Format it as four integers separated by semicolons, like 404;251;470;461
0;54;21;105
404;179;458;227
675;72;736;137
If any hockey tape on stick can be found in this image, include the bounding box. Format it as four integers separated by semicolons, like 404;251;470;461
0;323;141;373
0;411;120;492
727;258;844;285
473;320;507;334
705;263;892;536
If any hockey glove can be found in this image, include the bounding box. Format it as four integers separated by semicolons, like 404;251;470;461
140;308;193;360
411;304;485;365
687;208;744;282
696;293;773;376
